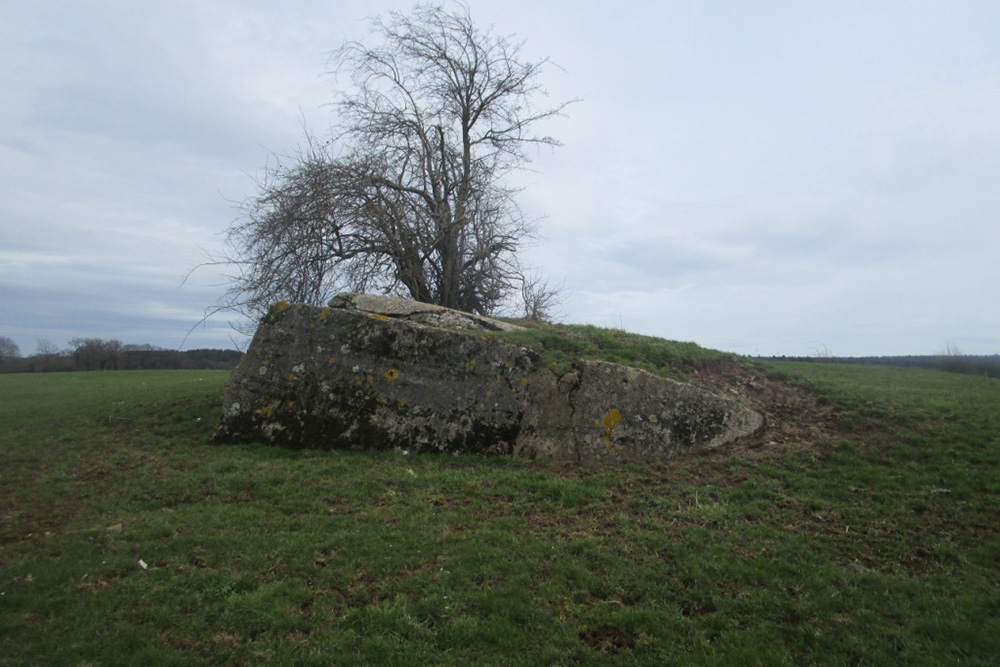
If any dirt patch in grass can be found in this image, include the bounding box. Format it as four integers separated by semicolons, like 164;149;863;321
708;362;844;440
686;359;840;454
579;625;638;653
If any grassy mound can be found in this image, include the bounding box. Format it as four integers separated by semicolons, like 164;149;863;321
486;321;738;380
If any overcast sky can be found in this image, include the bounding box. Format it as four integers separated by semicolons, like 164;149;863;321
3;0;998;357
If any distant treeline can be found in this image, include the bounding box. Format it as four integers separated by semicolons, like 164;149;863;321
763;354;1000;379
0;339;243;374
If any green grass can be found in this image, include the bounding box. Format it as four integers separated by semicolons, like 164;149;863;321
485;322;737;379
1;364;999;665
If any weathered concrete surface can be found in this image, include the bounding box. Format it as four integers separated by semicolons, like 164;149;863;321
329;293;525;332
213;294;764;462
518;360;766;462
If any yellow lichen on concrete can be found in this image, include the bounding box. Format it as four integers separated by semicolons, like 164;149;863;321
600;408;623;442
256;400;282;419
367;313;390;321
384;367;400;383
602;408;622;430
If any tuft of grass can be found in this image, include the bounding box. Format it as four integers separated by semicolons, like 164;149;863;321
1;362;999;665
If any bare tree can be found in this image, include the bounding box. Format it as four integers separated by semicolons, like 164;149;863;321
519;271;563;322
214;138;363;329
213;3;571;324
35;339;60;356
0;336;20;363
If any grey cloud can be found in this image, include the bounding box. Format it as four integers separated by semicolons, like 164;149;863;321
2;0;999;357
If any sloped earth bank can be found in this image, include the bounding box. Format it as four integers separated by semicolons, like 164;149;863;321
678;360;839;459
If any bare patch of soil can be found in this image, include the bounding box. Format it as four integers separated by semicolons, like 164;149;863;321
579;625;637;653
684;359;842;459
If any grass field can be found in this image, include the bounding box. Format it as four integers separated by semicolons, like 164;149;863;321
1;364;998;665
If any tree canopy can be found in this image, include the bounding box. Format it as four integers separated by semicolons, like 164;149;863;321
213;3;571;327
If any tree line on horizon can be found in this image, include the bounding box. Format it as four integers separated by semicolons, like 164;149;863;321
762;352;1000;379
0;336;242;374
